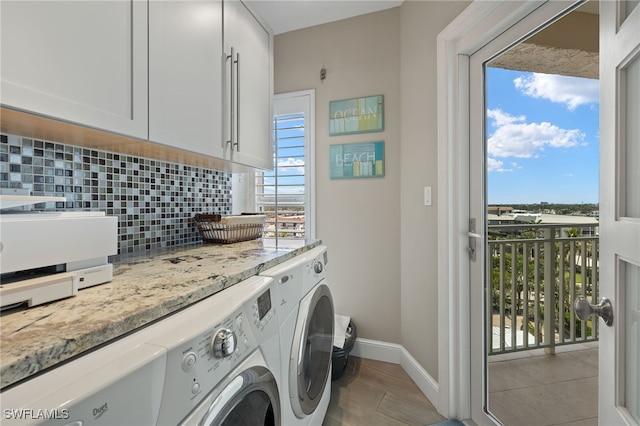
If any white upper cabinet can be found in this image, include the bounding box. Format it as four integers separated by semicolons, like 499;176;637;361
223;1;274;170
0;1;148;140
148;0;227;159
1;0;272;170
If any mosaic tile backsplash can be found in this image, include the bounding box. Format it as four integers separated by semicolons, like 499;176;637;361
0;133;232;254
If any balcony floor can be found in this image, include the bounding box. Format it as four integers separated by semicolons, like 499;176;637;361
487;342;598;426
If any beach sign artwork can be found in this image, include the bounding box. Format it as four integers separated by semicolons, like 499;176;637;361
330;141;384;179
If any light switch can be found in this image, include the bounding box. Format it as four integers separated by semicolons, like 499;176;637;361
424;186;432;206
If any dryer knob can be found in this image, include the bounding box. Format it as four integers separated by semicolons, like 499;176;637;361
211;328;237;358
313;260;323;274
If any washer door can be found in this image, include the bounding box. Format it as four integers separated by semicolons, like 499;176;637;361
290;283;334;418
179;351;280;426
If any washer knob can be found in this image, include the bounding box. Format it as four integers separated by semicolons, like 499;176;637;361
236;315;244;330
313;260;323;274
211;329;237;358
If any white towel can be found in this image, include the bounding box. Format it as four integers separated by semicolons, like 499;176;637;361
333;314;351;348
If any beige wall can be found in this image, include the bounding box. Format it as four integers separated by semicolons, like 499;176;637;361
274;7;402;344
274;1;470;380
399;0;470;381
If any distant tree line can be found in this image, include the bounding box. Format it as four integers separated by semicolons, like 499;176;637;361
492;203;599;216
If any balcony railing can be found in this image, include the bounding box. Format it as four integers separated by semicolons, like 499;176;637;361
488;223;599;355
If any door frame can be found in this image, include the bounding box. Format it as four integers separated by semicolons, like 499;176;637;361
435;0;583;421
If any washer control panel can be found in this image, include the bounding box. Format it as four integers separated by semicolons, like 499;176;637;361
146;276;277;426
251;287;275;329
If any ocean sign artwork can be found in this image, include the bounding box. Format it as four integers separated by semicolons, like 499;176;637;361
329;95;384;136
330;141;384;179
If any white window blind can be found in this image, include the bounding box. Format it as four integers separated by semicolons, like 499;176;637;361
255;90;315;242
256;113;307;239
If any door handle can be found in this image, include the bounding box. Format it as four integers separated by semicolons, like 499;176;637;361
574;296;614;326
467;218;482;261
226;47;236;149
235;52;240;152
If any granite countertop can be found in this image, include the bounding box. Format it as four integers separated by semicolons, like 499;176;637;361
0;239;321;390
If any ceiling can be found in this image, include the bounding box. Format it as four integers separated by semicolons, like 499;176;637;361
490;1;599;79
246;1;598;36
245;0;403;35
246;0;599;79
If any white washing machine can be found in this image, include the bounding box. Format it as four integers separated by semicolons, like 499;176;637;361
0;275;281;426
150;275;281;425
260;245;334;426
0;319;168;425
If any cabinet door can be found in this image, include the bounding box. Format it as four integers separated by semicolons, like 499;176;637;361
0;1;148;140
224;1;273;170
149;0;226;158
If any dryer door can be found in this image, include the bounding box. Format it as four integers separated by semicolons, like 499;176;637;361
179;351;280;426
290;283;334;417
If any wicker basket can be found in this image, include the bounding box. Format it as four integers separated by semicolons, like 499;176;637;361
193;214;266;244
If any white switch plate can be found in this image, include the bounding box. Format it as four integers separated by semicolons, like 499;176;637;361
424;186;432;206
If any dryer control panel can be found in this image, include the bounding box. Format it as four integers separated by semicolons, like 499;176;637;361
302;246;329;292
259;245;329;322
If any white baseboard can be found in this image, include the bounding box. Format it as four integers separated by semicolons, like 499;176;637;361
350;338;440;410
350;337;402;363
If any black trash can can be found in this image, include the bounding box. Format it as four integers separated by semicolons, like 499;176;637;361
331;320;356;381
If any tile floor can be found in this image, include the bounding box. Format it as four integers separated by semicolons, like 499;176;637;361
323;343;598;426
488;342;598;426
323;356;446;425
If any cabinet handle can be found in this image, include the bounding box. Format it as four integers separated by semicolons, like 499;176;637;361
235;52;240;152
226;47;235;149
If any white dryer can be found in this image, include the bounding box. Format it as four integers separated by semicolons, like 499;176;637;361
260;245;334;426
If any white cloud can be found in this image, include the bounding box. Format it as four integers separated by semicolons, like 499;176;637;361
487;158;514;172
513;73;599;111
487;109;585;158
278;157;304;167
487;109;525;127
277;157;305;174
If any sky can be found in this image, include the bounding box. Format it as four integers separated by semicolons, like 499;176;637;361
486;67;600;205
261;113;306;198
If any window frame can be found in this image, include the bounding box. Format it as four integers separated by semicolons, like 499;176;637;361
254;89;316;242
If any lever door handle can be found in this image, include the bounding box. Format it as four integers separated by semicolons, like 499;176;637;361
467;218;481;261
574;296;614;326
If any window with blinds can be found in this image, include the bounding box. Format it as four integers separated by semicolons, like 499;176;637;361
255;113;307;240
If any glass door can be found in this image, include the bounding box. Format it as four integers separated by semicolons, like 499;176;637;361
469;1;602;424
598;0;640;423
